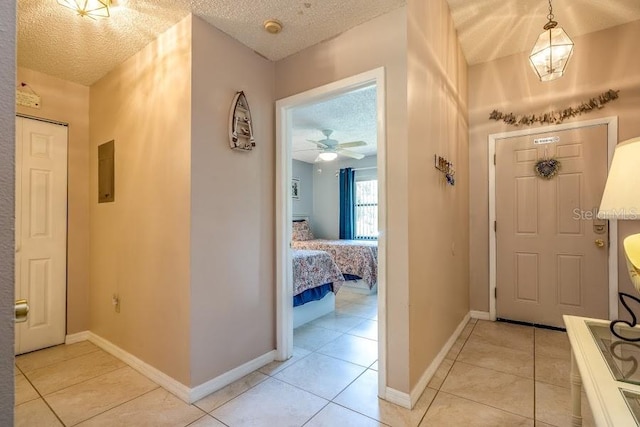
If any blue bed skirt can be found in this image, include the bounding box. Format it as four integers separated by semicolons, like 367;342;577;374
293;283;333;307
293;273;363;307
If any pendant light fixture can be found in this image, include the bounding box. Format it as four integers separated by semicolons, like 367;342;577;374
529;0;574;82
57;0;111;19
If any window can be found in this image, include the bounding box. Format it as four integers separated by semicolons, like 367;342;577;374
355;179;378;240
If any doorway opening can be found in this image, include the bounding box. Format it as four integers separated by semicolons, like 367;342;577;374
275;68;387;396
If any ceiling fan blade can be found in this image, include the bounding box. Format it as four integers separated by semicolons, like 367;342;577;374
293;148;321;153
337;148;365;160
306;139;329;149
338;141;367;148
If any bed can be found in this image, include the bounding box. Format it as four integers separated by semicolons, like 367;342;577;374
292;249;344;328
293;249;345;306
291;219;378;290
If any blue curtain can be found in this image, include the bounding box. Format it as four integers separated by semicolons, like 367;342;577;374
339;168;356;239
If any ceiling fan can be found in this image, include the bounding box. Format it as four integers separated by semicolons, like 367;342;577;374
299;129;366;162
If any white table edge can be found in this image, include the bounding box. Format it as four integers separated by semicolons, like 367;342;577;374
564;315;640;427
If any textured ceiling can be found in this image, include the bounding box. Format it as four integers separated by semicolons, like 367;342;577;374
17;0;405;86
17;1;640;86
292;85;377;164
445;0;640;65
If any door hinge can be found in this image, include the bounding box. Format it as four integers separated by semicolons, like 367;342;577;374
493;154;496;165
494;288;497;299
494;221;497;233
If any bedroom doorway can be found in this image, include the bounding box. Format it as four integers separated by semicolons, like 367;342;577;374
276;68;387;397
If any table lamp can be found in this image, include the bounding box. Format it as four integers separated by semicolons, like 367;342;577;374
597;136;640;341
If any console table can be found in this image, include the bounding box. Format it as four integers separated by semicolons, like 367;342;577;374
564;315;640;426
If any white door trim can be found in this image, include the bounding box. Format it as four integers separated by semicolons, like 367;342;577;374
275;67;387;397
488;116;619;323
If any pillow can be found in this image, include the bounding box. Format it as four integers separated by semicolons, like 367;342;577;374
292;220;315;241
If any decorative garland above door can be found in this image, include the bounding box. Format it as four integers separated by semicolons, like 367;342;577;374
489;89;619;127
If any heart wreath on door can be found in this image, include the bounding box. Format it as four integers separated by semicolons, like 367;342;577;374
534;157;561;180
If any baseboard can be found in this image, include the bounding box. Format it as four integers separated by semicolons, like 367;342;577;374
190;350;277;402
65;331;90;344
73;331;276;404
384;386;411;409
470;310;491;321
408;312;471;408
87;332;192;402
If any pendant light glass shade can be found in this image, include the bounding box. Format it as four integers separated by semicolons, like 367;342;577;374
529;0;574;82
57;0;111;18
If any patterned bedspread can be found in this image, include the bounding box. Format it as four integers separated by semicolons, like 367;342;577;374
293;250;345;296
292;240;378;288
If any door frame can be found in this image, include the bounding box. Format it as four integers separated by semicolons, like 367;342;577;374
488;116;619;322
275;67;387;396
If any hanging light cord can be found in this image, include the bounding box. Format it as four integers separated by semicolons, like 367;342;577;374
544;0;558;30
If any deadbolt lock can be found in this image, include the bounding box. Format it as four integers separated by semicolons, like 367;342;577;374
595;239;605;248
15;299;29;323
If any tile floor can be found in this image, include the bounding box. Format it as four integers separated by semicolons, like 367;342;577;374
14;289;595;426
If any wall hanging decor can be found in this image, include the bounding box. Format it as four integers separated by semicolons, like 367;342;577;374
434;155;455;186
534;146;561;180
534;157;561;179
16;82;41;109
229;91;255;151
489;89;619;127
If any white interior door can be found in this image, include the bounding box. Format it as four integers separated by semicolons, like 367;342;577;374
495;125;609;328
15;117;68;355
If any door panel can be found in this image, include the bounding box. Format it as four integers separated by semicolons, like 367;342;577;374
15;117;68;355
496;125;609;328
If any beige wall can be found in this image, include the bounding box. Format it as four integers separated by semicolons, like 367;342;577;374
0;0;16;419
469;21;640;313
189;16;276;387
16;67;90;335
89;16;193;384
276;6;411;392
407;0;469;389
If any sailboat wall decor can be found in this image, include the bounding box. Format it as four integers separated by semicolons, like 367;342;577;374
228;91;256;151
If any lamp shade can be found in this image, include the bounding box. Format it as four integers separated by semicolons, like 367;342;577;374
598;137;640;220
529;26;574;82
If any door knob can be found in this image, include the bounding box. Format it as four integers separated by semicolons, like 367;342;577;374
15;299;29;323
595;239;605;248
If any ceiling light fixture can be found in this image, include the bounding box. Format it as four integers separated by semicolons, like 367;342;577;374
318;152;338;162
529;0;574;82
57;0;111;19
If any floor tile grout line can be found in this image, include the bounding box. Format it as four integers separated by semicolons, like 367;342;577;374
16;345;102;376
452;359;535;382
30;363;132;399
184;413;230;427
300;401;332;427
328;400;393;426
17;370;66;426
436;389;535;422
197;375;271;415
67;387;163;426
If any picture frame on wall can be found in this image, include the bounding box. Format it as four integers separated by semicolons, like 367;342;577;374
292;178;300;200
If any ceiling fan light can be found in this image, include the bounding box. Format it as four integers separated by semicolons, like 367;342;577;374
318;152;338;161
57;0;111;18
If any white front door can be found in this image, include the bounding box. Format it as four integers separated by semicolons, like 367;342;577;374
15;117;68;355
495;125;609;328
